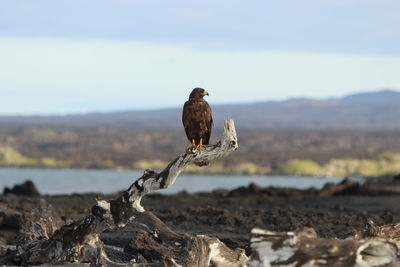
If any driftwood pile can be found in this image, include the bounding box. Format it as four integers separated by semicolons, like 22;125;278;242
0;119;399;266
249;224;399;266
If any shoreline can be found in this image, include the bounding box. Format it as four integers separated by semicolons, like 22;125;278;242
0;168;365;196
0;165;365;178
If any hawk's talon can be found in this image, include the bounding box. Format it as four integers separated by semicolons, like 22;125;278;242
187;138;206;153
187;139;196;153
195;138;206;152
196;144;206;152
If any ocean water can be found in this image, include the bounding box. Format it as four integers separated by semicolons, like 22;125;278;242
0;167;359;195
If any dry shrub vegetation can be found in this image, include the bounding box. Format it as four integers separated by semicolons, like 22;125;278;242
1;127;400;176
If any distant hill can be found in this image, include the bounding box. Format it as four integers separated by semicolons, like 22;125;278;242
1;89;400;129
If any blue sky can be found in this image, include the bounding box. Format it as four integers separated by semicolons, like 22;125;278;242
0;0;399;114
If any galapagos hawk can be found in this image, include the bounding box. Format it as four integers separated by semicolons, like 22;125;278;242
182;88;213;151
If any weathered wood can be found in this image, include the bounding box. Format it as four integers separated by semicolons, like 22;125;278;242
14;119;244;266
124;211;247;266
248;227;400;267
357;219;400;242
19;200;64;243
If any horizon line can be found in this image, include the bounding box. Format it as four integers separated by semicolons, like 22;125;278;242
1;88;398;117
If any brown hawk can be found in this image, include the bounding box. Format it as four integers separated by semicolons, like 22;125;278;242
182;88;213;151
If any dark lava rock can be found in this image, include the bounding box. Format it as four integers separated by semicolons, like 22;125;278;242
0;204;23;229
3;180;40;197
319;178;360;197
227;183;262;197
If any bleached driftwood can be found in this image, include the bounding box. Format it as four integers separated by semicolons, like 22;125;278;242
359;219;400;242
248;227;400;267
14;119;247;266
124;211;247;267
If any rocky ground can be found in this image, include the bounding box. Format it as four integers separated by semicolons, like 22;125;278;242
1;175;400;264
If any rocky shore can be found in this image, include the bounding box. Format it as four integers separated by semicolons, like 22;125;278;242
1;175;400;265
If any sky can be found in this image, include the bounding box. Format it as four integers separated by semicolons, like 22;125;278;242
0;0;399;115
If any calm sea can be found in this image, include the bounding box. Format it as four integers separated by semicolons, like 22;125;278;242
0;167;359;195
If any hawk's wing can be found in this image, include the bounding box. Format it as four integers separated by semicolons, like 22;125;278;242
201;100;213;145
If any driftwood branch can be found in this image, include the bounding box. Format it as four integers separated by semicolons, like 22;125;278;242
124;118;238;212
15;119;245;266
124;211;247;267
249;227;400;266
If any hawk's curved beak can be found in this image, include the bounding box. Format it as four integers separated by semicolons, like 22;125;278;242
203;91;209;96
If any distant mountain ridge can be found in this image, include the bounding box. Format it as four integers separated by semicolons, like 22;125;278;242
1;89;400;129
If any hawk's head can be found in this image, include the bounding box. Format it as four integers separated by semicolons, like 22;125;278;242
189;87;209;99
